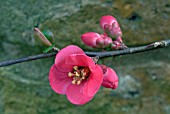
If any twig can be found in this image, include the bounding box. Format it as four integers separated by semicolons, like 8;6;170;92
0;52;57;67
86;40;170;58
0;39;170;67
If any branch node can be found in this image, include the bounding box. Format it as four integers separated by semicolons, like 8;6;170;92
91;56;99;63
161;41;168;47
53;47;60;51
153;42;161;47
153;41;167;47
129;48;133;53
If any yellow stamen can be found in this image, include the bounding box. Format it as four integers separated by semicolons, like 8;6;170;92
75;72;80;77
73;66;78;70
68;72;74;77
81;70;87;76
82;76;85;79
69;66;90;85
77;80;81;85
72;80;76;84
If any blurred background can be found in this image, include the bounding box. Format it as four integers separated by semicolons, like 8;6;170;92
0;0;170;114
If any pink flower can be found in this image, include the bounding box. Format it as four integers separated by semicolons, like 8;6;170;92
81;32;112;48
49;45;103;105
100;15;122;37
100;65;118;89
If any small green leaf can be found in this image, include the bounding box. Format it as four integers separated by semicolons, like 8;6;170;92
42;30;54;44
43;44;55;53
34;28;52;46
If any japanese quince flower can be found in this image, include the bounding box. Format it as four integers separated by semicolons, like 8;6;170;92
100;15;122;38
49;45;103;105
100;65;118;89
81;32;112;48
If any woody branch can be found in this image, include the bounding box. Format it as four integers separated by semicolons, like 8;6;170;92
0;39;169;67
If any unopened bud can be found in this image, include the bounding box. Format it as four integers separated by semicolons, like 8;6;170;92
34;28;52;46
100;15;122;38
111;40;121;49
103;36;113;46
81;32;103;48
81;32;113;48
116;36;123;43
100;65;118;90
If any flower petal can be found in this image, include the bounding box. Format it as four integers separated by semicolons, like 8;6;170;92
66;82;92;105
83;65;103;97
49;65;72;94
65;65;103;105
65;54;95;67
55;45;84;72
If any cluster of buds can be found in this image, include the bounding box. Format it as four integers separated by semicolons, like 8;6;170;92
81;15;127;50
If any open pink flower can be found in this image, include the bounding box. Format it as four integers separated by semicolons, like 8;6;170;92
100;15;122;37
100;65;118;89
49;45;103;105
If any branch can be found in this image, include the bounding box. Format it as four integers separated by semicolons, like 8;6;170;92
86;40;170;58
0;39;170;67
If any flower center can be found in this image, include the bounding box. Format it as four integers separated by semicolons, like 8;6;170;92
68;66;90;85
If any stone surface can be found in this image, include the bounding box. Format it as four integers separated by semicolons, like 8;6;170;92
0;0;170;114
115;75;141;99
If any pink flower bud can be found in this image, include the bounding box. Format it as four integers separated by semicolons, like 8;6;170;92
111;40;121;49
81;32;103;47
100;15;122;37
116;36;123;43
96;37;104;46
100;34;113;46
100;65;118;90
104;37;113;46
